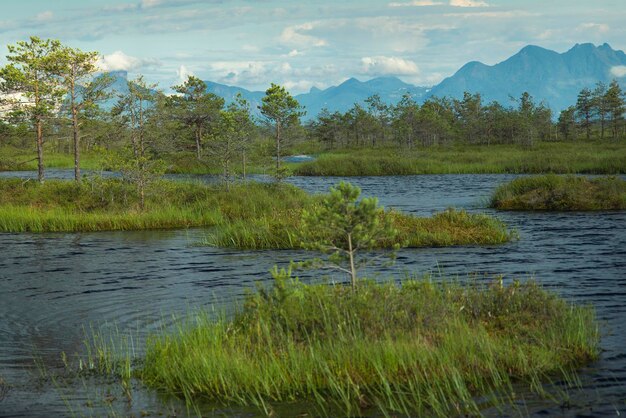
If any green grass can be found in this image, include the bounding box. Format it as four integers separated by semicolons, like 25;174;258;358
0;146;104;171
86;274;598;416
0;177;515;249
0;146;269;175
4;141;624;176
292;141;626;176
0;178;309;233
490;175;626;211
203;208;515;249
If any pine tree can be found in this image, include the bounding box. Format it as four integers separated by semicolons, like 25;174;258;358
576;88;593;140
298;182;400;290
604;80;625;139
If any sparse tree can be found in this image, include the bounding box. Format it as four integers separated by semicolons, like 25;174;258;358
557;106;577;141
365;94;391;145
298;182;400;290
55;46;113;181
168;76;224;159
206;97;253;187
259;83;305;180
0;37;64;183
454;92;484;144
576;87;593;140
392;94;420;149
604;79;624;139
591;81;608;140
231;94;255;179
112;75;161;210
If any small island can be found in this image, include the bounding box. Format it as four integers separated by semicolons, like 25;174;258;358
490;175;626;211
79;182;598;417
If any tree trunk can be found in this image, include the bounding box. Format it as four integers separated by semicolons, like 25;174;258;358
36;118;44;183
600;115;605;140
72;102;81;182
195;128;202;160
139;183;145;211
348;233;357;290
275;120;281;179
242;150;246;180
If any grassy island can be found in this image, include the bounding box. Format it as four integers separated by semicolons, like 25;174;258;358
0;178;514;249
490;175;626;211
127;275;599;416
291;142;626;176
3;141;625;177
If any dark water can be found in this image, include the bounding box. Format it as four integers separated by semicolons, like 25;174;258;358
0;172;625;417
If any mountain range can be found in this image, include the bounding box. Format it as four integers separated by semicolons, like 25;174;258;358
109;43;626;120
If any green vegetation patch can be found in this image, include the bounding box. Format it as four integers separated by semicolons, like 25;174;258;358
135;274;599;416
490;175;626;211
202;208;514;249
0;178;513;250
0;178;307;232
0;146;104;172
292;142;626;176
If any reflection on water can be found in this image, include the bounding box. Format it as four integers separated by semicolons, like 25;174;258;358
0;172;624;416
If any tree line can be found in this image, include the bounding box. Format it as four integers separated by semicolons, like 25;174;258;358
1;37;624;186
558;80;625;141
0;37;304;186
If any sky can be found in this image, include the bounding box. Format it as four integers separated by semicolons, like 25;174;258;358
1;0;624;94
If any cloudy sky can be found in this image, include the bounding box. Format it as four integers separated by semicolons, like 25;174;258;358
1;0;624;93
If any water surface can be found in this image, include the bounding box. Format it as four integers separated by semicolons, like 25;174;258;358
0;172;624;416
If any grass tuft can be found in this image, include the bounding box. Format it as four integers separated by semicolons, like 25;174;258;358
490;175;626;211
202;208;515;249
293;142;626;176
131;275;599;416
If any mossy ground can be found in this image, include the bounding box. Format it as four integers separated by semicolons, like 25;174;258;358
490;175;626;211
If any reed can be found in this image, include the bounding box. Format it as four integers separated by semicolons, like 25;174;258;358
0;178;515;250
203;208;515;249
0;178;308;233
293;141;626;176
129;274;599;416
490;175;626;210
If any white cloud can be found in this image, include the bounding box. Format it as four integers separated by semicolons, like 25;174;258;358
450;0;489;7
97;51;160;72
35;11;54;21
241;44;260;53
210;60;268;86
611;66;626;78
361;56;420;75
577;23;610;34
176;64;193;82
280;23;327;48
287;49;301;57
283;80;325;92
389;1;443;6
102;3;137;12
444;10;534;18
141;0;162;9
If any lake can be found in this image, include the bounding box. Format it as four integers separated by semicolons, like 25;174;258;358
0;172;624;416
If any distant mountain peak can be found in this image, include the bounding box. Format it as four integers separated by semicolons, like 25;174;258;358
104;70;128;79
194;43;626;120
430;42;626;114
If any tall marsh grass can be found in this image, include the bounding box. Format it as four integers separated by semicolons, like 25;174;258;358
293;141;626;176
0;178;309;233
203;208;515;249
490;175;626;211
0;177;514;250
126;274;599;416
